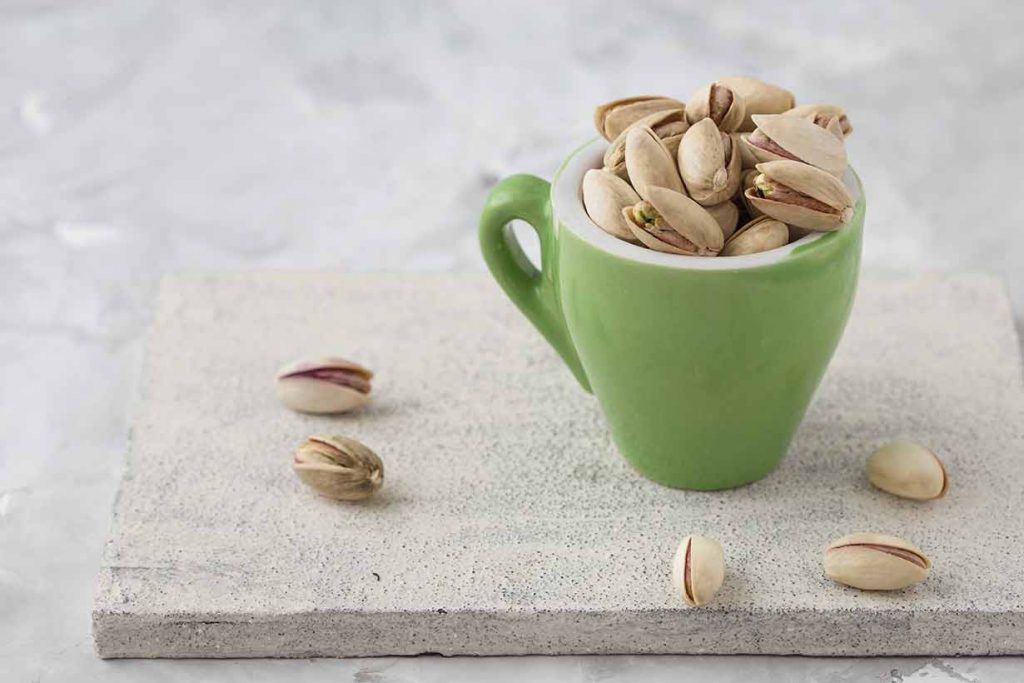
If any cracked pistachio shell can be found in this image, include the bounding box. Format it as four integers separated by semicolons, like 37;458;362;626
603;109;688;179
809;113;846;140
732;132;760;170
743;114;848;177
582;168;642;242
824;533;930;591
867;441;949;501
624;125;684;200
685;82;746;132
594;96;686;141
718;76;795;132
720;216;788;256
293;435;384;501
672;535;725;606
678;119;743;206
275;357;372;414
739;168;764;218
745;160;854;231
705;200;740;239
785;103;853;136
623;186;724;256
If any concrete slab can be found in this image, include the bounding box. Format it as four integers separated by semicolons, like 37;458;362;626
93;273;1024;658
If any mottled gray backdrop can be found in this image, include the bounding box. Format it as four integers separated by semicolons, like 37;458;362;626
1;1;1022;681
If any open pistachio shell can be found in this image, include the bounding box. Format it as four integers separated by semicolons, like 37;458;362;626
624;125;684;200
785;103;853;136
623;186;724;256
718;76;795;132
604;108;688;180
678;119;743;206
733;132;760;169
824;533;930;591
582;168;642;242
594;96;686;141
746;160;854;231
685;82;746;132
744;114;848;177
705;200;739;239
720;216;788;256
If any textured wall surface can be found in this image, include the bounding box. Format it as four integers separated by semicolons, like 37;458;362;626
3;1;1024;680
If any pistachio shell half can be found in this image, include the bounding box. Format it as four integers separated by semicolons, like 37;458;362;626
745;160;854;231
624;125;685;200
720;216;788;256
594;95;686;141
785;103;853;136
604;108;688;180
582;169;642;242
671;535;725;606
743;114;848;177
718;76;795;132
685;82;746;132
824;533;930;591
866;441;949;501
678;119;743;206
622;186;724;256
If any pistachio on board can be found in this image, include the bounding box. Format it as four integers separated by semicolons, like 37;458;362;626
824;533;931;591
672;535;726;606
867;441;949;501
293;435;384;501
276;357;372;414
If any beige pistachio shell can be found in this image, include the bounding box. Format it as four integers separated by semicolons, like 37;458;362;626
293;435;384;501
718;76;795;132
275;357;372;414
685;82;745;132
744;114;848;177
866;441;949;501
823;533;930;591
785;103;853;136
582;169;642;242
810;113;845;140
746;160;854;231
677;119;742;206
739;168;764;218
672;535;725;606
705;200;740;239
603;108;688;179
733;133;760;169
594;96;686;141
721;216;788;256
623;186;724;256
624;125;684;200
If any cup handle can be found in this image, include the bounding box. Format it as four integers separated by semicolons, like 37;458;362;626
479;174;591;392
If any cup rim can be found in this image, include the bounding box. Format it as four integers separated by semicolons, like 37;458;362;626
551;138;863;270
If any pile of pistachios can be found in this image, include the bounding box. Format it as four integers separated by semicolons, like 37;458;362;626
583;76;854;257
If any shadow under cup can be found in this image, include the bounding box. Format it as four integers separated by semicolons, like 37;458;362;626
480;139;864;490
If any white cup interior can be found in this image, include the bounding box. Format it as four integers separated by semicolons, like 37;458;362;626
551;138;861;270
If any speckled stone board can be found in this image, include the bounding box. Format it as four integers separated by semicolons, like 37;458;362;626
93;273;1024;658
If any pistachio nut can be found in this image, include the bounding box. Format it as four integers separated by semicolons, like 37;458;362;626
785;103;853;136
866;441;949;501
671;535;725;607
685;81;746;132
622;186;724;256
603;108;688;179
823;533;930;591
742;114;847;177
276;357;372;414
745;160;854;231
705;200;739;239
594;95;686;141
582;168;642;242
624;125;685;200
720;216;788;256
717;76;795;132
677;119;743;206
293;435;384;501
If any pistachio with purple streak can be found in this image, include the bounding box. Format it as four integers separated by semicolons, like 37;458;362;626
274;357;373;414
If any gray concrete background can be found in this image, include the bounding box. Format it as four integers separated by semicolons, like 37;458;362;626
3;0;1024;680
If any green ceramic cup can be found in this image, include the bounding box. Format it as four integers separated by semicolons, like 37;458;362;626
479;139;864;490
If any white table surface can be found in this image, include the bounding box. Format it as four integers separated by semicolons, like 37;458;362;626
1;1;1022;680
